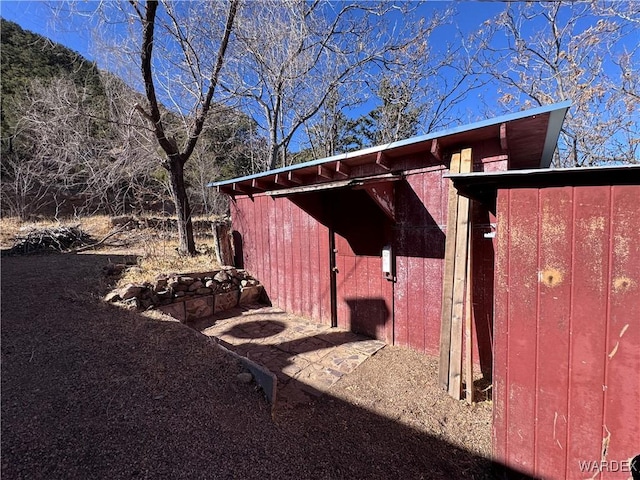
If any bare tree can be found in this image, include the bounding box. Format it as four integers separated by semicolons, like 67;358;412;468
1;150;53;219
226;1;460;169
185;107;262;216
88;72;170;215
0;73;169;218
299;4;486;157
130;0;239;254
476;1;640;166
87;0;239;254
1;77;98;218
303;89;362;159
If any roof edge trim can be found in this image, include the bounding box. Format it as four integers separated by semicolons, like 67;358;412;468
539;102;570;168
209;101;573;188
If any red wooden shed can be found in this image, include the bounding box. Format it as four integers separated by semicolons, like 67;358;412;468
211;102;569;379
450;166;640;479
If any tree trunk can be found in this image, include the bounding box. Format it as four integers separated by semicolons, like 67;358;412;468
268;126;279;170
132;0;238;256
168;159;196;255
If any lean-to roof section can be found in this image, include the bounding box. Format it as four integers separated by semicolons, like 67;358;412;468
210;101;570;196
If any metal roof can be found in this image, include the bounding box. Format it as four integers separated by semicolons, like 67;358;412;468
446;164;640;208
210;101;571;195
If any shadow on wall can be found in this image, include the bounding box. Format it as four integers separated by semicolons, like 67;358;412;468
393;178;446;259
471;204;495;380
232;230;244;269
231;180;492;381
288;188;391;256
344;297;389;339
288;180;445;259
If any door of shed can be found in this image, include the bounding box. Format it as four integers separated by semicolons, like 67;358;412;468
321;187;395;341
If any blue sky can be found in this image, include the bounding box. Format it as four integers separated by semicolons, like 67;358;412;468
0;1;506;143
0;1;505;70
2;1;637;163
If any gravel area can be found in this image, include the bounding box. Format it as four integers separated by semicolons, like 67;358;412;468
2;251;495;479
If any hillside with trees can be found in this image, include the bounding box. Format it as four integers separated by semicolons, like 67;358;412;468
0;18;103;104
1;18;256;220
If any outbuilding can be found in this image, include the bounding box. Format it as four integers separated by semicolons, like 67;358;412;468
450;165;640;479
211;102;569;382
211;101;639;477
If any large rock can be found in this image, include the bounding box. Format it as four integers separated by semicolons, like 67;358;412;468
104;290;121;303
213;271;230;283
214;291;239;313
120;284;143;300
185;296;214;321
239;285;263;305
156;289;172;299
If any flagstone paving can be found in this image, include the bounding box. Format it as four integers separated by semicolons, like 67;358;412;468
190;305;386;406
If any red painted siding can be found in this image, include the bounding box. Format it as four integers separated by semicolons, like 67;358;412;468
229;141;504;360
393;169;446;355
493;185;640;479
231;195;332;323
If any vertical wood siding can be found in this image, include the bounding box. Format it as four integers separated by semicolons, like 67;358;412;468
493;185;640;479
393;169;446;355
232;167;493;362
231;195;332;323
230;143;502;360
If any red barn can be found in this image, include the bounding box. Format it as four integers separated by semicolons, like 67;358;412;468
211;102;569;377
213;101;640;477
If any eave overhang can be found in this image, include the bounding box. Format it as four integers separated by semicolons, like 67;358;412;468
209;101;571;198
446;164;640;211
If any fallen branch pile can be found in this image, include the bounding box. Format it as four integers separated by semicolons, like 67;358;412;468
4;226;95;255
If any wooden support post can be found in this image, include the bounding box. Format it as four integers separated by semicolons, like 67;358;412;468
465;220;474;404
288;171;302;184
252;179;269;191
212;222;234;266
431;138;442;161
274;173;290;186
376;151;392;170
438;152;462;390
439;148;473;399
448;147;472;399
500;122;508;151
233;182;249;195
362;182;396;222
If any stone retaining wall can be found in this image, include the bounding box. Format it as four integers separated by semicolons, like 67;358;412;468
104;266;266;323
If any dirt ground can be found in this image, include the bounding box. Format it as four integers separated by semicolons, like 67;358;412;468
1;240;497;479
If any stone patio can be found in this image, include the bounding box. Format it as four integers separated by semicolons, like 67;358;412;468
190;305;386;406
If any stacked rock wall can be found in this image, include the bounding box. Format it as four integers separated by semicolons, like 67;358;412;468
105;266;266;322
